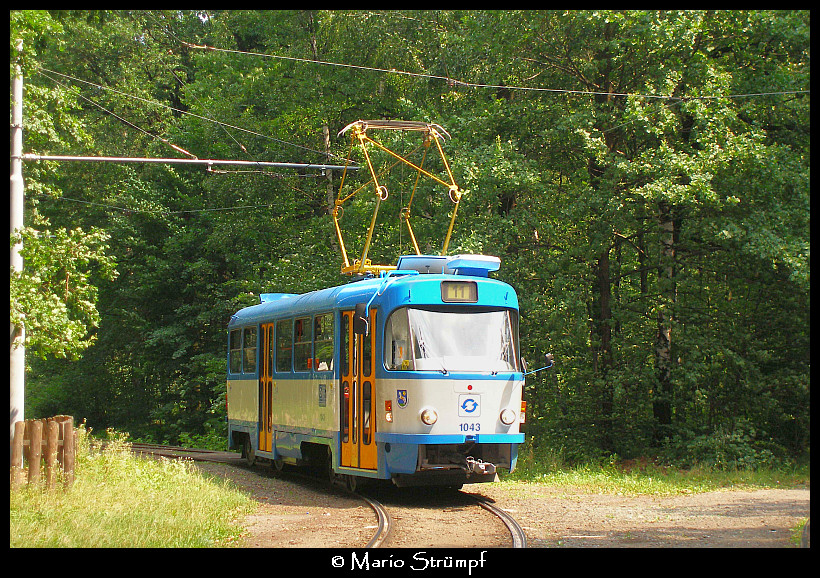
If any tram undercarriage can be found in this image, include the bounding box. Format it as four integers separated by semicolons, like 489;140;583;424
390;442;514;487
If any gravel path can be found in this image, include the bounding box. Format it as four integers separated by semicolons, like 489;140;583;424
193;462;809;549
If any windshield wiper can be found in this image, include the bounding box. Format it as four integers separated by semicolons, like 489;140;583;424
417;339;448;375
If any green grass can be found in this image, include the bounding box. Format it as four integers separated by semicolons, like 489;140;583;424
10;428;255;548
509;444;810;496
11;428;808;547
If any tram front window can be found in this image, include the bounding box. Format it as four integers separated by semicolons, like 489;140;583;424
384;307;519;373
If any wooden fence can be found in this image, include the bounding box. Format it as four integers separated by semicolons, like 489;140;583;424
10;415;77;490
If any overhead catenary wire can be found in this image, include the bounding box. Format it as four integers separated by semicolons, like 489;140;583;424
35;66;352;164
28;71;358;172
179;40;809;102
30;192;284;216
32;44;807;181
28;64;356;219
24;32;807;219
38;68;199;160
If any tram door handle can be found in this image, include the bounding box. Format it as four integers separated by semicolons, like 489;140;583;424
351;377;358;445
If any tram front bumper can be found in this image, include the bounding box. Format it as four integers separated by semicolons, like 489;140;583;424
375;432;524;482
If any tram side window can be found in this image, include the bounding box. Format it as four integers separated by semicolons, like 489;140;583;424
341;313;349;376
314;313;334;372
229;329;242;374
384;308;412;371
243;327;257;374
294;316;312;371
267;325;274;374
276;319;293;373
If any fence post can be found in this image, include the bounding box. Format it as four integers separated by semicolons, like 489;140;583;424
62;416;75;487
10;421;25;489
53;416;66;467
45;420;59;490
27;420;43;486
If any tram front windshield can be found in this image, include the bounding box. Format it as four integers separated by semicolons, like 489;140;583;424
384;307;519;373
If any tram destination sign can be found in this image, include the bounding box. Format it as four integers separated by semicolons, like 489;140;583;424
440;280;478;303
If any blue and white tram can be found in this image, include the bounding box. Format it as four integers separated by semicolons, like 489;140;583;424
226;254;526;488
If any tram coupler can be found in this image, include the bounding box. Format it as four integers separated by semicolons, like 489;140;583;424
465;456;496;475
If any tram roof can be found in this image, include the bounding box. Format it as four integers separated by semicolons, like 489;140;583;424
229;276;382;328
228;266;518;329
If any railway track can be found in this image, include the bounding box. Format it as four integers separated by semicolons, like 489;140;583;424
129;442;244;463
359;487;527;549
128;443;525;548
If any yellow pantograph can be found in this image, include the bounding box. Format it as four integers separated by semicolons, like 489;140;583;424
332;120;464;275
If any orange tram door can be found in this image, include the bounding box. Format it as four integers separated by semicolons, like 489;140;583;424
340;309;378;471
259;323;274;453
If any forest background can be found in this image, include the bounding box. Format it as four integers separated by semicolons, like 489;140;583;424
10;10;810;469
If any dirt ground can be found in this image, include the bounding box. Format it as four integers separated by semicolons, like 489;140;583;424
474;481;810;548
193;461;809;549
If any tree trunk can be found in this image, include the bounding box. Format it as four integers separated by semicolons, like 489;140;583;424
305;11;339;248
592;248;615;452
653;200;676;438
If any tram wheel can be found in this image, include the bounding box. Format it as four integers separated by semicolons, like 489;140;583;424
272;457;286;473
325;448;336;484
243;435;256;467
345;475;358;493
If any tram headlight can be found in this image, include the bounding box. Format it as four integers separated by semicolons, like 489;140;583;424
420;407;438;425
500;408;517;425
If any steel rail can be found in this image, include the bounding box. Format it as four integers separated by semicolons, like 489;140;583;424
128;442;244;463
358;493;392;548
471;494;527;548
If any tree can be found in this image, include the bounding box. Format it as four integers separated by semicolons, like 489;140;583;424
16;10;808;462
10;226;117;359
11;11;118;361
414;10;810;461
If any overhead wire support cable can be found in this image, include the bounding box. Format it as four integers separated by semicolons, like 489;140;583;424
21;154;357;172
35;66;352;164
37;69;199;160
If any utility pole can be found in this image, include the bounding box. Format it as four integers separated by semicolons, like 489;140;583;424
10;39;25;454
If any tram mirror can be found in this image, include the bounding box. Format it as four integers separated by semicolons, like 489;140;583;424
523;352;555;377
353;303;368;335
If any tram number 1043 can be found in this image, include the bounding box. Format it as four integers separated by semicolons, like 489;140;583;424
459;422;481;432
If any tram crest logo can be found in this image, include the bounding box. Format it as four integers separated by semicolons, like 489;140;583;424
397;390;408;408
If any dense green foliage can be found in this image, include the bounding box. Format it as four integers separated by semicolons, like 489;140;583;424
12;10;809;466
